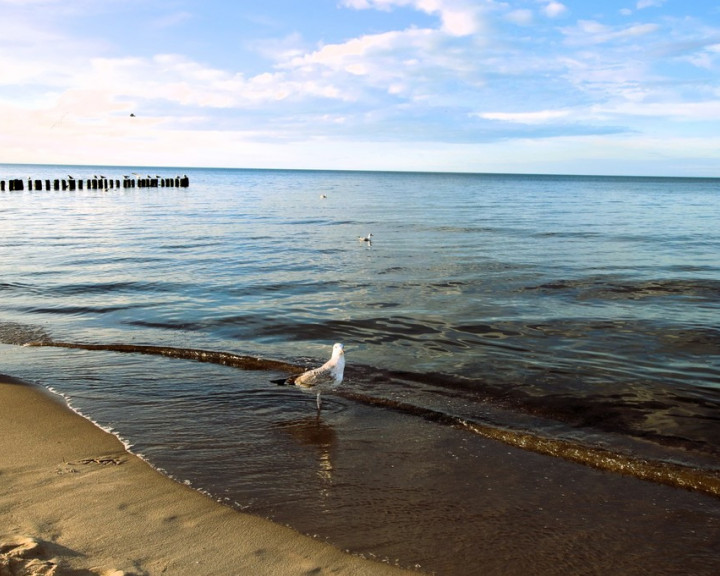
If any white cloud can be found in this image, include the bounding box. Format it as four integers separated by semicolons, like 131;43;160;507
682;43;720;70
79;54;349;108
637;0;666;9
341;0;483;36
562;20;659;45
286;28;435;72
541;1;567;18
505;9;533;26
474;110;571;124
0;0;63;4
278;26;478;101
596;100;720;121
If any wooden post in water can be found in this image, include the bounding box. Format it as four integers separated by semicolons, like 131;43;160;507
1;174;188;192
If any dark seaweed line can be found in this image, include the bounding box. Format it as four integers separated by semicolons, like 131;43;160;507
23;340;720;499
338;391;720;499
23;341;304;374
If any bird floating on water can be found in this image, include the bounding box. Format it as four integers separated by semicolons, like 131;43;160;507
273;343;345;412
358;233;373;242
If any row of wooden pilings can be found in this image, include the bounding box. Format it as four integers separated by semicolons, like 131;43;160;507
0;175;190;192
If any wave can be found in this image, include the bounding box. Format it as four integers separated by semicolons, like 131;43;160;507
18;338;720;499
523;277;720;302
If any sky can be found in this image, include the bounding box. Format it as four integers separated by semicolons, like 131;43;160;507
1;0;720;175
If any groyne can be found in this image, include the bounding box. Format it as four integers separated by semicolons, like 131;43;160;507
0;175;189;192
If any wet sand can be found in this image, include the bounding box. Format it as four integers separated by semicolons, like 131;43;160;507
0;374;413;576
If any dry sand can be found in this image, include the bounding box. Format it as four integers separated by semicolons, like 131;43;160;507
0;374;415;576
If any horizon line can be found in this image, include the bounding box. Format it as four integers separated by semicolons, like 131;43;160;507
1;161;719;181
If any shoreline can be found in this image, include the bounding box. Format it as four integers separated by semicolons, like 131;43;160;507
0;374;415;576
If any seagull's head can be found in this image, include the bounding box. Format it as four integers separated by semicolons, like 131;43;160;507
332;342;345;357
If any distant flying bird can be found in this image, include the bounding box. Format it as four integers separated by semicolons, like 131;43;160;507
130;113;136;117
273;343;345;412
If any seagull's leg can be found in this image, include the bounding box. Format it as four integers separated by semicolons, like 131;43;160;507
316;392;322;412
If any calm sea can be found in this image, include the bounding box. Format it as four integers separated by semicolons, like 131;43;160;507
2;164;719;574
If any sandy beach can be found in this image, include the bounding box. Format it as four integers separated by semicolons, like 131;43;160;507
0;374;414;576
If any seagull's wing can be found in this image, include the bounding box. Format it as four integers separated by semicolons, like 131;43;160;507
269;361;333;387
270;343;344;389
294;363;336;388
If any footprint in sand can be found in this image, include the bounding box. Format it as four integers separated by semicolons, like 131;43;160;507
0;536;129;576
0;536;58;576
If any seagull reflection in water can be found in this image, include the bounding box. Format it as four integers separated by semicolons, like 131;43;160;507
279;417;337;487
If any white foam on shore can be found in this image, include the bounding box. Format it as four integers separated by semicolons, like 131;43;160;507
44;384;206;492
46;385;135;453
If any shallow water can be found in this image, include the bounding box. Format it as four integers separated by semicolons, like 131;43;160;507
2;164;720;573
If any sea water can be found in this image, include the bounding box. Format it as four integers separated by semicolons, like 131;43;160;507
1;164;719;574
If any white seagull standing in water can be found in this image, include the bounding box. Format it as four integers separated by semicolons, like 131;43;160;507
274;343;345;411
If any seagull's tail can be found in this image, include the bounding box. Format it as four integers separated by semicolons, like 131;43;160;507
271;377;293;386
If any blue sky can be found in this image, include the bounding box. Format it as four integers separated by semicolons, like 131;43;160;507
2;0;719;175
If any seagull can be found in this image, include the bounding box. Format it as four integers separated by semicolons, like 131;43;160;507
358;233;373;242
320;194;327;199
273;343;345;411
